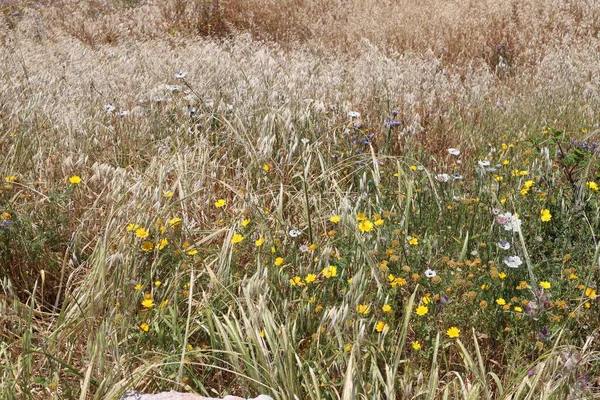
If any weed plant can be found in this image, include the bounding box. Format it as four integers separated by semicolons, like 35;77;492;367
1;0;600;398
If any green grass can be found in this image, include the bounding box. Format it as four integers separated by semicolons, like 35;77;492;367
1;0;600;398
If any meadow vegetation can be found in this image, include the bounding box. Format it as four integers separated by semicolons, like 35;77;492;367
1;0;600;398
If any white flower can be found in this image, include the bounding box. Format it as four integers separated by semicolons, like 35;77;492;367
435;173;450;182
174;71;187;79
478;160;491;167
496;212;521;232
424;268;437;278
504;213;522;233
504;256;523;268
348;111;360;118
301;138;310;145
452;173;463;180
104;104;116;113
288;229;302;238
165;84;181;93
299;244;309;252
448;148;460;156
497;240;510;250
117;110;130;116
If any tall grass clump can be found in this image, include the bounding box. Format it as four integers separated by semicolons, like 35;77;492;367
1;0;600;398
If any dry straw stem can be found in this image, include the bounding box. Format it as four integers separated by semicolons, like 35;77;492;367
1;0;600;399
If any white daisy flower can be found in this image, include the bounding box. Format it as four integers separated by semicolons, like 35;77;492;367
348;111;360;118
288;229;302;238
497;240;510;250
478;160;491;167
174;71;187;79
435;173;451;182
424;268;437;278
164;85;180;93
301;138;310;145
448;148;460;156
104;104;116;113
503;255;523;268
496;212;521;232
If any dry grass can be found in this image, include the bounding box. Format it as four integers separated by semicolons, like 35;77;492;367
1;0;600;399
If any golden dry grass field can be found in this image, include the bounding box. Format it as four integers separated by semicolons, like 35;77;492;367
1;0;600;398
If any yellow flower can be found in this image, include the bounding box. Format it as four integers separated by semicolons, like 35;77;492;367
358;219;374;232
141;298;155;308
411;341;421;350
322;265;337;278
305;273;317;283
155;281;162;287
586;181;599;192
274;257;284;266
382;304;392;313
540;209;552;222
126;223;140;231
241;218;251;227
415;305;428;316
135;227;149;239
496;298;506;305
539;281;551;289
263;164;271;172
168;217;181;227
1;212;10;220
356;304;371;315
514;306;523;312
344;343;352;352
375;321;388;333
374;219;384;226
140;322;150;332
69;175;82;184
356;213;367;221
187;249;198;256
289;276;304;286
255;237;265;247
585;287;597;299
524;180;534;188
408;237;419;245
410;165;417;171
134;284;143;291
214;199;226;208
499;272;507;279
157;238;168;250
5;176;18;182
162;190;174;198
329;215;340;223
446;326;460;338
231;234;244;244
141;241;154;252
